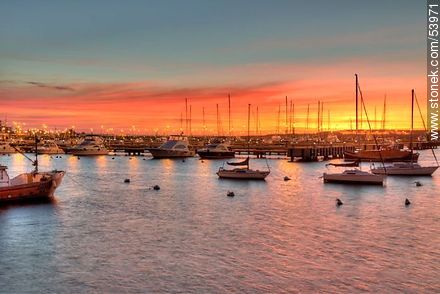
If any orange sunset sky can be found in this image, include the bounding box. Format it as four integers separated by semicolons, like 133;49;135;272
0;1;427;135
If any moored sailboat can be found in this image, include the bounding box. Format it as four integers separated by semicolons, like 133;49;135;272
217;104;270;180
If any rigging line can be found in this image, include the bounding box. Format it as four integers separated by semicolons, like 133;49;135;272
414;92;438;166
357;82;387;171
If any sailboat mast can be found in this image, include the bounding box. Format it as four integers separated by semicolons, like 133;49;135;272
277;104;280;134
185;98;188;134
410;89;414;157
202;107;205;136
355;74;358;131
247;104;251;169
306;104;310;133
34;135;38;172
228;94;231;136
189;105;192;135
317;100;320;133
216;103;220;136
285;96;288;134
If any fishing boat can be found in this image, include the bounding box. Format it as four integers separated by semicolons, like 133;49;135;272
69;136;109;156
371;89;439;176
147;135;195;159
323;169;385;185
0;138;65;204
217;104;270;180
197;142;235;159
37;141;65;154
0;141;17;154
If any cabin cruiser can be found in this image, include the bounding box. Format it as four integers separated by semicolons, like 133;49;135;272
147;135;195;159
323;169;385;185
37;141;65;154
371;162;438;176
69;136;109;156
197;142;235;159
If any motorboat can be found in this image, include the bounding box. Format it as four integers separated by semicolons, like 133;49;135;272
69;136;109;156
197;142;235;159
147;135;195;159
323;169;385;185
371;162;438;176
37;141;65;154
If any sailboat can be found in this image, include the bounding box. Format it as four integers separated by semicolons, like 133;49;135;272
217;104;270;180
371;89;439;176
323;74;385;185
0;137;65;204
344;75;418;162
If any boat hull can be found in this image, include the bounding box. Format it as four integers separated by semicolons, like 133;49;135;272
344;150;419;162
197;150;235;159
323;173;385;185
70;149;109;156
217;169;269;180
148;148;195;159
0;171;65;204
371;166;438;176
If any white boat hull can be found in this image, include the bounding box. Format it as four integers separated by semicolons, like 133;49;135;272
148;149;195;159
70;149;109;156
323;173;385;185
217;168;270;180
371;166;438;176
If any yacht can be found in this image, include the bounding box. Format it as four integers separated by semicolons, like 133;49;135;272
197;142;235;159
147;135;195;159
69;136;109;156
37;141;65;154
323;169;385;185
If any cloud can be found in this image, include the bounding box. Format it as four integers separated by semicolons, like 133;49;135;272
25;81;75;91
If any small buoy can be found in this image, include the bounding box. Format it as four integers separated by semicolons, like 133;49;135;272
77;156;80;160
153;185;160;190
201;160;204;163
405;198;411;206
227;191;235;197
124;179;130;183
284;176;291;181
129;157;133;160
182;159;186;162
336;198;343;206
143;158;146;160
415;181;422;187
112;157;115;159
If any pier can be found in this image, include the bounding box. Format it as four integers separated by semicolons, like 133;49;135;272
287;143;357;161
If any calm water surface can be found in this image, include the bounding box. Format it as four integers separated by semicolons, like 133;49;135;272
0;151;439;293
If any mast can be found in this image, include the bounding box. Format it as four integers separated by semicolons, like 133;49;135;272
216;103;220;136
247;104;251;169
321;101;324;132
374;106;377;130
355;74;358;131
327;109;330;131
317;100;320;133
382;94;387;130
285;96;288;134
410;89;414;160
256;106;259;135
292;102;295;135
306;104;310;133
180;112;183;132
185;98;188;134
202;107;205;136
34;135;39;173
228;94;231;136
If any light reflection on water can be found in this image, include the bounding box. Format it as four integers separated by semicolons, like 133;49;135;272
0;151;439;292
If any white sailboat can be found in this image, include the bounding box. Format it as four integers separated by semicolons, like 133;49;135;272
371;89;439;176
217;104;270;180
323;74;385;186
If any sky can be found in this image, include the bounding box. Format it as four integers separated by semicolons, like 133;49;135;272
0;0;427;135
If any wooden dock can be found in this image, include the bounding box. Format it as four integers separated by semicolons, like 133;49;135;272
287;144;357;161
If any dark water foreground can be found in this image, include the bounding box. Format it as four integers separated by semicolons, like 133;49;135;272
0;151;439;293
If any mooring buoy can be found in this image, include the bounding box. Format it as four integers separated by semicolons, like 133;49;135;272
284;176;291;181
124;179;130;183
405;198;411;206
415;181;422;187
227;191;235;197
153;185;160;190
336;198;343;206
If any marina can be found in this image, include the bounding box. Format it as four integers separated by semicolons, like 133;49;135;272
0;150;438;292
